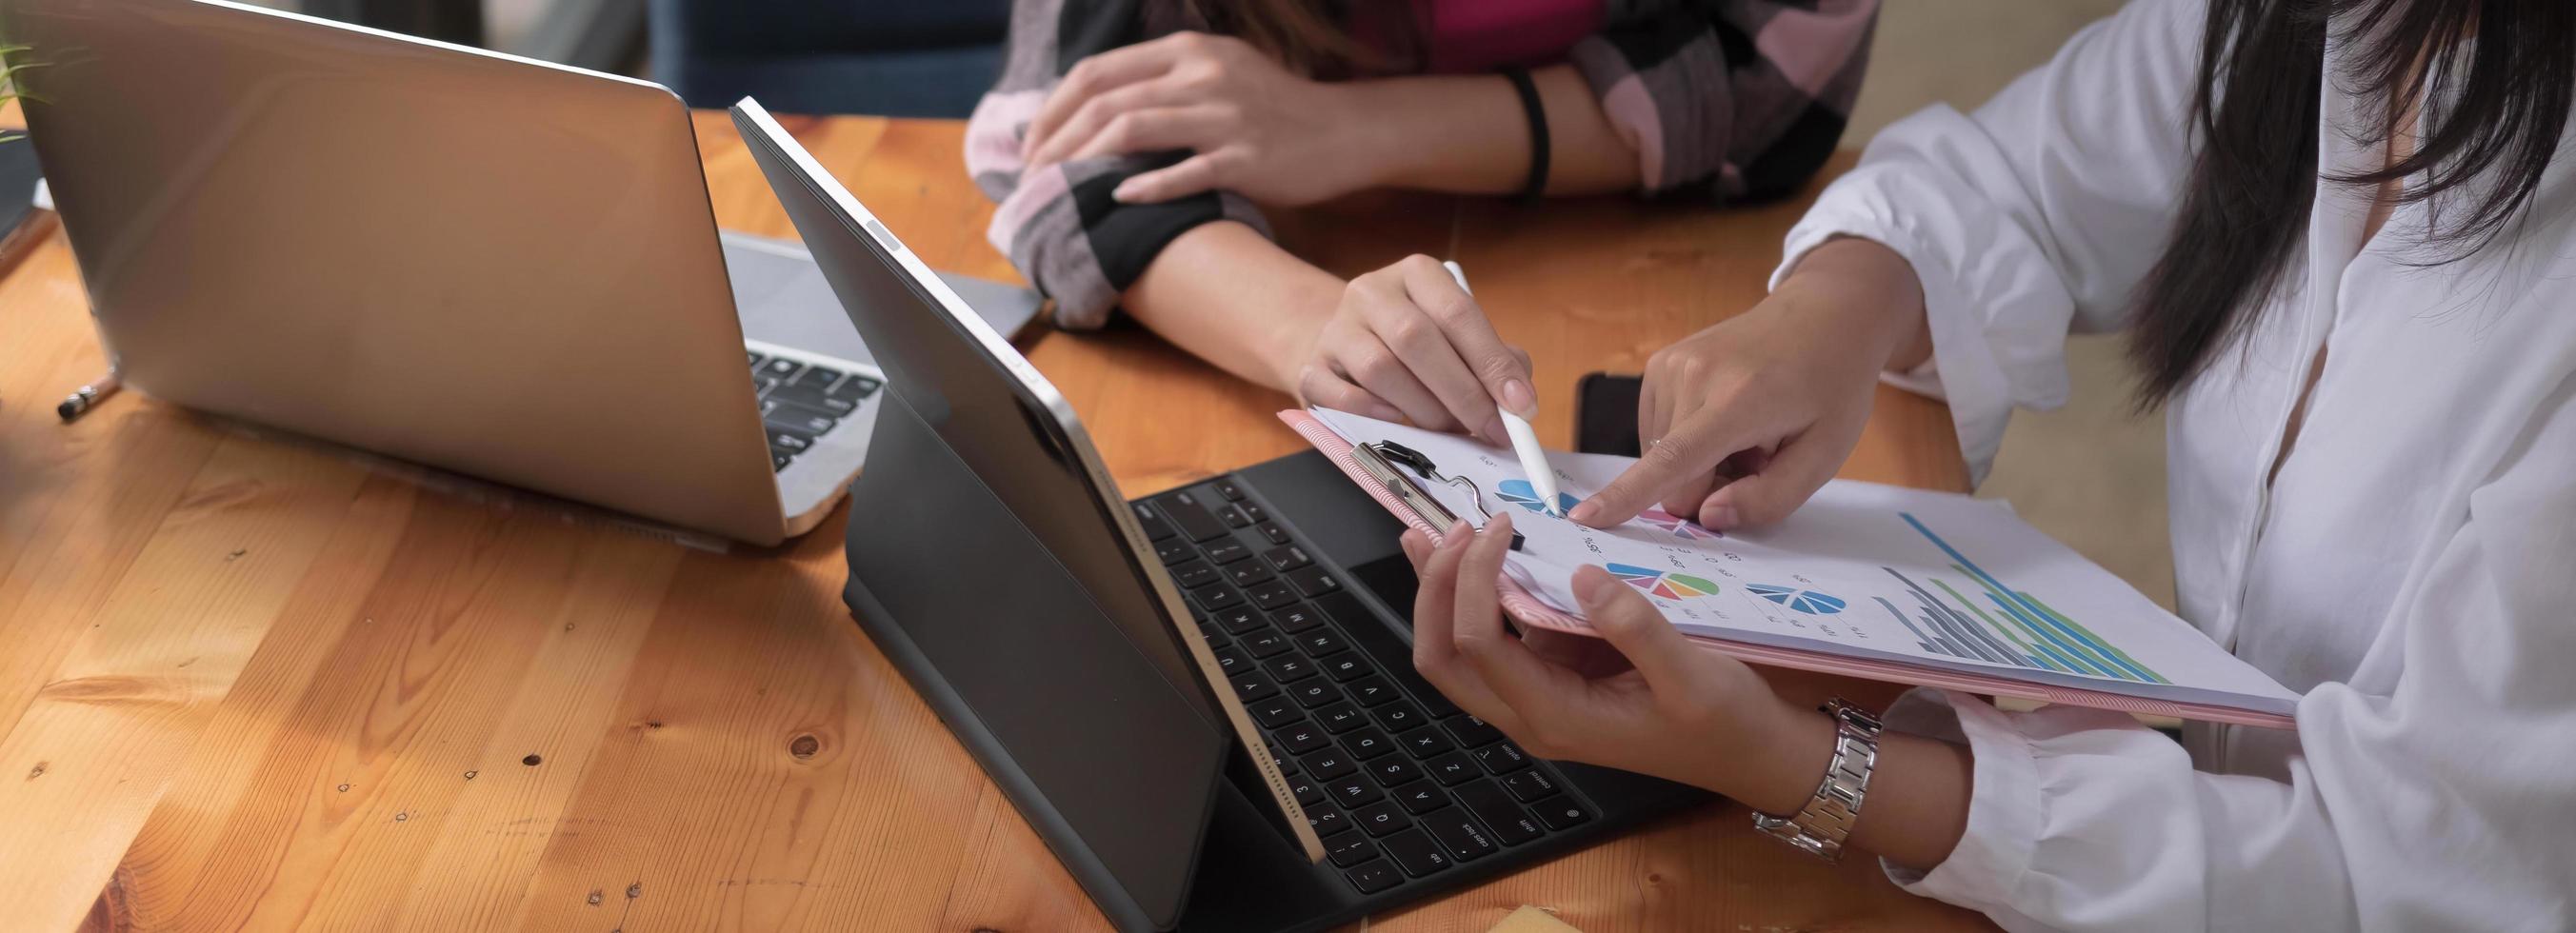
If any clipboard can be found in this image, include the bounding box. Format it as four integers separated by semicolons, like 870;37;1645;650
1283;409;2298;730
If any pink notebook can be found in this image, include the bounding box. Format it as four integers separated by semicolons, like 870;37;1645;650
1282;409;2297;730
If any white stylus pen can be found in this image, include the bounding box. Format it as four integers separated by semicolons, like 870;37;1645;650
1442;261;1562;517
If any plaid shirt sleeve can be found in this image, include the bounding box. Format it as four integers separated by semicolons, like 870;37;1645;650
1569;0;1879;201
966;0;1271;330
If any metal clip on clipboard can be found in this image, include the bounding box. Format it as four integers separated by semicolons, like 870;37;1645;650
1349;440;1524;550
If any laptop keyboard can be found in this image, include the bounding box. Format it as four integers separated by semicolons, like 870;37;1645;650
1141;481;1596;897
749;349;881;472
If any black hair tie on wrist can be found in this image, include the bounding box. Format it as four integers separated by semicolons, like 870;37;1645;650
1502;66;1549;205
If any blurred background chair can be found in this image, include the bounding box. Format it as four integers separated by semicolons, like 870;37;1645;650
646;0;1011;118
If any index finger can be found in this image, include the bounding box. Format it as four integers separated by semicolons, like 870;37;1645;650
1404;258;1536;418
1568;403;1767;527
1023;37;1188;160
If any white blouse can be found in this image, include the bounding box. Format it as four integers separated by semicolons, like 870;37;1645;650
1772;0;2576;929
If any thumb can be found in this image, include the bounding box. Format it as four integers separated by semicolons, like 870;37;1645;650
1700;425;1849;528
1570;565;1698;689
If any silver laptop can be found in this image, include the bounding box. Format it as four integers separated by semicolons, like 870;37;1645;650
2;0;1041;545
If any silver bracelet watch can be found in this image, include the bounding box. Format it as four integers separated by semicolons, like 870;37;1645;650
1751;698;1883;863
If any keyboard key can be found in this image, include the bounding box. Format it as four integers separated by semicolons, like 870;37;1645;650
1228;670;1277;702
1258;523;1291;545
1533;797;1592;830
1476;742;1531;775
1153;491;1231;542
768;429;813;453
1444;715;1505;748
1279;723;1331;755
1301;749;1356;781
765;407;837;438
748;350;766;367
1343;726;1398;760
1330;837;1381;869
1171;561;1220;589
1367;755;1423;787
1215;480;1246;501
753;374;782;395
1285;566;1343;598
1209;607;1267;635
1191;584;1244;612
1320;655;1372;685
843;375;883;398
1423;810;1499;863
770;451;792;471
1269;605;1327;634
1211;646;1246;675
1345;676;1401;707
1308;806;1348;838
1248;697;1303;728
1297;628;1348;658
1264;545;1314;572
1390;782;1449;815
1315;702;1368;733
1425;751;1479;785
759;357;802;380
1247;580;1298;611
1204;540;1251;566
1344;860;1402;893
1371;701;1428;734
1351;800;1411;837
1328;777;1382;808
787;365;844;390
1153;540;1195;566
1397;725;1455;759
1226;562;1275;586
1380;827;1451;877
1289;775;1327;806
1217;504;1252;527
1411;684;1464;719
1501;768;1561;803
1241;502;1270;523
769;380;858;416
1131;504;1177;541
1288;679;1342;708
1265;655;1316;682
1242;629;1294;659
1454;782;1543;845
1268;741;1296;774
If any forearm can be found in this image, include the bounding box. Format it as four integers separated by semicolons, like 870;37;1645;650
1779;237;1936;371
1121;221;1343;392
1345;66;1640;197
1713;703;1971;875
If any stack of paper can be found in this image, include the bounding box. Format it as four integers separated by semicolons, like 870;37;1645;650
1287;407;2300;727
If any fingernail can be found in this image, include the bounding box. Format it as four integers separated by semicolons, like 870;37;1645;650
1111;182;1139;202
1567;501;1598;525
1707;504;1740;530
1501;379;1536;417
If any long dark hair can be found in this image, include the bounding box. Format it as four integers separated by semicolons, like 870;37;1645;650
2128;0;2574;404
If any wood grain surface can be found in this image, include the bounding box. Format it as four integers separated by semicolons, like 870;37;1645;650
0;108;1982;932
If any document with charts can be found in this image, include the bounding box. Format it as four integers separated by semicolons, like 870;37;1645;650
1284;407;2301;727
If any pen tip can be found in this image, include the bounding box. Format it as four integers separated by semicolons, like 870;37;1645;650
55;400;77;422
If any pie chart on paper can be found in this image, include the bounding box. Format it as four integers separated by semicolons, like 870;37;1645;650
1747;584;1847;615
1606;563;1720;601
1497;479;1581;516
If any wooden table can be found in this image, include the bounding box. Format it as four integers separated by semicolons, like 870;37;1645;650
0;108;1983;932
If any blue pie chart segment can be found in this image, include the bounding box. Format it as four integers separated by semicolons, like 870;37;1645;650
1748;584;1847;615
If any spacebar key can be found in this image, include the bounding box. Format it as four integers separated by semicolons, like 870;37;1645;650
1316;591;1462;719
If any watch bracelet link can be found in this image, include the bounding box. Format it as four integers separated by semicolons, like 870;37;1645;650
1751;698;1884;862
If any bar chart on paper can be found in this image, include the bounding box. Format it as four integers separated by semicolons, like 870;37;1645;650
1877;513;2167;685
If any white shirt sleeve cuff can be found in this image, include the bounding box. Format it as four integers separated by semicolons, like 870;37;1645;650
1878;689;2044;912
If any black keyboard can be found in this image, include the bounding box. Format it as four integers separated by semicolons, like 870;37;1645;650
1140;481;1596;896
748;349;882;472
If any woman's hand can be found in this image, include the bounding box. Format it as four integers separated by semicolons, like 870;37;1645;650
1568;238;1931;532
1402;513;1831;813
1291;255;1534;443
1020;31;1378;207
